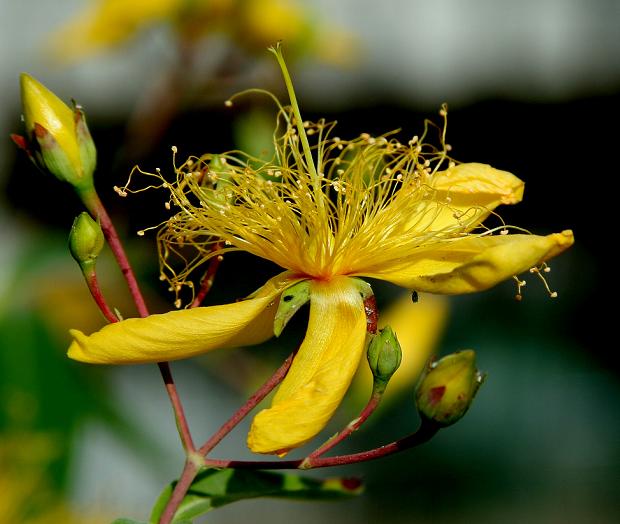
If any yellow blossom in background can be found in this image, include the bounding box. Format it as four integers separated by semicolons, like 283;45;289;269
67;46;573;455
0;433;109;524
52;0;356;66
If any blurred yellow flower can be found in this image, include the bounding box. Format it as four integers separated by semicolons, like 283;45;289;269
0;433;109;524
67;47;573;455
52;0;354;65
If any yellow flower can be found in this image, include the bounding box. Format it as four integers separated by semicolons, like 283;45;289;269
52;0;354;66
67;47;573;455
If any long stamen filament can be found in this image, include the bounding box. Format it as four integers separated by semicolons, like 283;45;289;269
269;44;326;218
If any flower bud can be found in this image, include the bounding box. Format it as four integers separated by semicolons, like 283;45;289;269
16;73;96;191
69;212;104;271
366;326;402;386
415;350;485;426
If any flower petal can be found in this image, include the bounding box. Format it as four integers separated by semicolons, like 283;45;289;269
428;163;524;231
361;230;574;294
247;276;367;455
67;271;299;364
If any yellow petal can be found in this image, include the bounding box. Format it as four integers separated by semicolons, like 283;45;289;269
351;293;449;403
247;276;367;455
428;163;524;231
20;73;80;169
68;272;299;364
362;230;574;294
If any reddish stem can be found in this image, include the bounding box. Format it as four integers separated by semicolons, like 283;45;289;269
199;350;296;456
204;421;440;470
78;187;195;453
304;392;382;462
83;269;118;323
364;295;378;334
191;243;224;308
79;189;149;318
159;458;201;524
159;362;195;453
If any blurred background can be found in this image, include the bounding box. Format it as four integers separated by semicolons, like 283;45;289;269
1;0;618;522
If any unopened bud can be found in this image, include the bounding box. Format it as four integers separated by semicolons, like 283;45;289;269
367;326;402;387
69;212;104;271
415;350;485;426
17;73;96;191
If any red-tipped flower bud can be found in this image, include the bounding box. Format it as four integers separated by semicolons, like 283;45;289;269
415;350;485;426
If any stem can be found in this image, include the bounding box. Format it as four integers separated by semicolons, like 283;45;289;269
159;458;201;524
303;392;382;463
204;421;440;470
199;350;296;456
190;243;224;308
83;266;118;323
159;362;195;453
77;187;195;452
78;188;149;318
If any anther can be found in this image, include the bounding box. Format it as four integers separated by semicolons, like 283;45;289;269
224;100;233;107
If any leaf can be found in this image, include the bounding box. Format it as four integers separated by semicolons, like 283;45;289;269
111;519;149;524
150;468;363;523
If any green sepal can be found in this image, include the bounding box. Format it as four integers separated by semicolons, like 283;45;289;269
74;103;97;181
273;280;311;336
33;122;81;185
150;468;363;523
350;277;373;300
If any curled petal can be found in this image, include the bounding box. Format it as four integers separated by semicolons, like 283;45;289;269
428;163;524;231
361;230;574;294
247;276;367;455
68;271;299;364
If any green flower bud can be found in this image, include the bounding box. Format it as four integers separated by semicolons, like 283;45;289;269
69;212;104;271
415;350;485;427
273;280;311;336
366;326;402;385
16;73;96;191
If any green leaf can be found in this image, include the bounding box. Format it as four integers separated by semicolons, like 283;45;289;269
150;468;363;523
111;519;149;524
